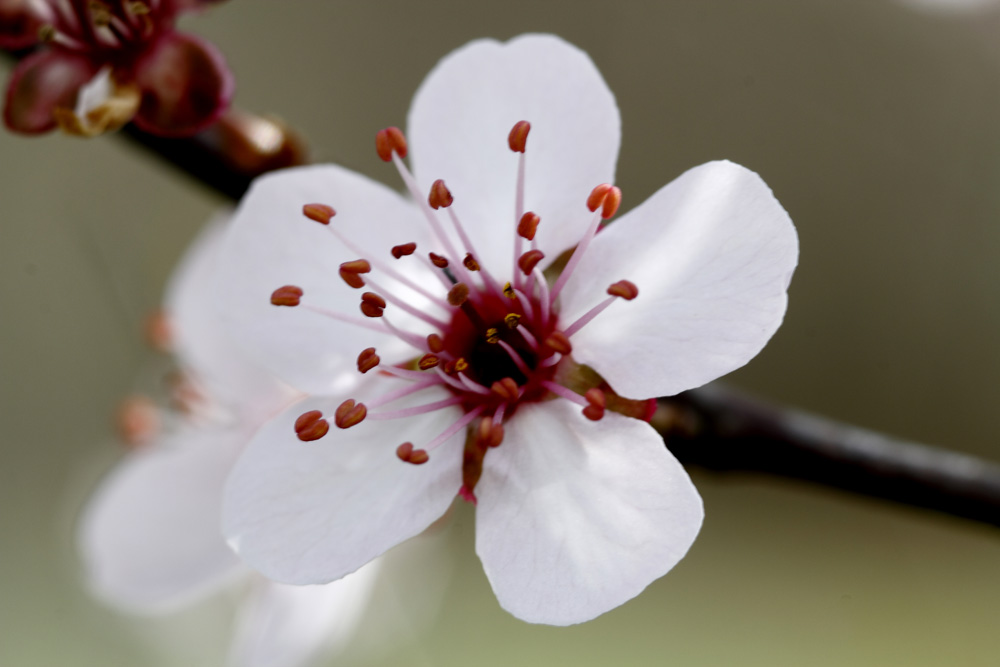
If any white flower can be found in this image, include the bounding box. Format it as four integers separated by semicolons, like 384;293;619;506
217;34;799;626
78;218;382;667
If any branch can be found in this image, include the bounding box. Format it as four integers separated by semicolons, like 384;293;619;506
5;48;999;529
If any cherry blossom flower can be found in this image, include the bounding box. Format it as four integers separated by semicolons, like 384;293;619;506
78;218;383;667
217;34;799;626
1;0;232;136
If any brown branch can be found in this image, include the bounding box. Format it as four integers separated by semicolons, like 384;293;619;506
5;47;1000;529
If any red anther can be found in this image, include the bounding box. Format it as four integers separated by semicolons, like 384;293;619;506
338;259;372;289
397;442;429;465
271;285;304;306
427;333;444;353
334;399;367;429
517;212;540;241
582;404;605;421
463;254;480;272
607;280;639;300
447;283;470;306
585;388;606;409
418;354;440;370
544;331;573;355
508;120;531;153
429;252;449;268
491;377;520;402
502;282;516;299
302;203;336;224
294;410;330;441
517;249;545;275
391;242;417;259
360;292;386;318
586;183;615;212
428;179;454;210
357;347;380;374
375;126;407;162
600;186;622;219
503;313;521;329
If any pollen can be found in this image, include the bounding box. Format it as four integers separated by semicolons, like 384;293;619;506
503;282;516;299
485;328;500;344
418;354;440;370
375;126;408;162
303;203;336;224
504;313;521;329
271;285;303;307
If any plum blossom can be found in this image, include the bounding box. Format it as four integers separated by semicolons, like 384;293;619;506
217;34;799;626
1;0;232;136
78;218;383;667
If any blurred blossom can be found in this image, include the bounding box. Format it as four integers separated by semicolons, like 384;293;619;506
1;0;232;136
78;218;382;667
216;34;798;626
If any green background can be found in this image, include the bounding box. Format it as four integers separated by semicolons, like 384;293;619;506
2;0;999;664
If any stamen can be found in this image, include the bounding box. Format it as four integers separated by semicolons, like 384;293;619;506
421;404;486;452
364;276;449;329
586;183;623;218
517;249;545;275
564;280;638;337
485;328;500;344
549;192;607;302
583;388;606;421
476;415;504;448
397;442;429;465
463;254;480;272
295;410;330;441
360;292;386;318
530;267;551;329
508;120;530;153
418;354;440;370
303;203;335;224
365;378;442;409
357;348;380;374
457;373;492;395
517;212;539;241
427;333;444;353
540;381;589;407
301;304;391;336
334;399;367;428
368;395;465;420
271;285;303;306
429;253;449;268
503;282;516;299
515;323;538;350
607;280;639;300
491;377;520;402
544;331;572;355
504;313;521;329
391;242;417;258
375;126;408;162
447;283;470;306
338;259;371;289
497;340;531;376
428;179;454;210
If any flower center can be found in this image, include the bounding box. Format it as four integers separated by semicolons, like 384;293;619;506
37;0;163;59
272;121;639;502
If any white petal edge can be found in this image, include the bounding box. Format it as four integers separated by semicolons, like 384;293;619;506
78;427;248;613
226;561;382;667
166;213;295;416
559;160;799;399
216;165;440;396
222;379;465;585
475;400;703;625
408;34;620;274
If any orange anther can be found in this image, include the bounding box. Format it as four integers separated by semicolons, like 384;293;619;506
334;399;367;429
295;410;330;441
477;416;505;449
375;126;407;162
391;242;417;259
396;442;429;465
428;179;454;209
517;249;545;275
429;252;449;268
302;203;335;224
491;377;520;402
517;212;539;241
586;183;614;212
271;285;303;306
508;120;531;153
447;283;470;306
357;347;380;374
360;292;386;318
544;331;572;355
338;259;372;289
587;183;622;219
427;333;444;353
607;280;639;300
463;254;480;272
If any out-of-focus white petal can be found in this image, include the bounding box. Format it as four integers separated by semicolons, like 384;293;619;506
216;165;438;396
78;427;248;613
408;34;620;273
475;400;703;626
167;215;296;418
560;160;798;399
222;379;464;586
226;561;382;667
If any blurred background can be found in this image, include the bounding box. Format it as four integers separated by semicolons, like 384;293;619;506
2;0;1000;664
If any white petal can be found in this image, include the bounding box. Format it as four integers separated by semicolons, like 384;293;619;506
408;34;620;273
167;214;295;416
222;379;464;585
78;427;247;613
475;401;703;625
217;165;438;396
226;562;382;667
560;160;799;399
